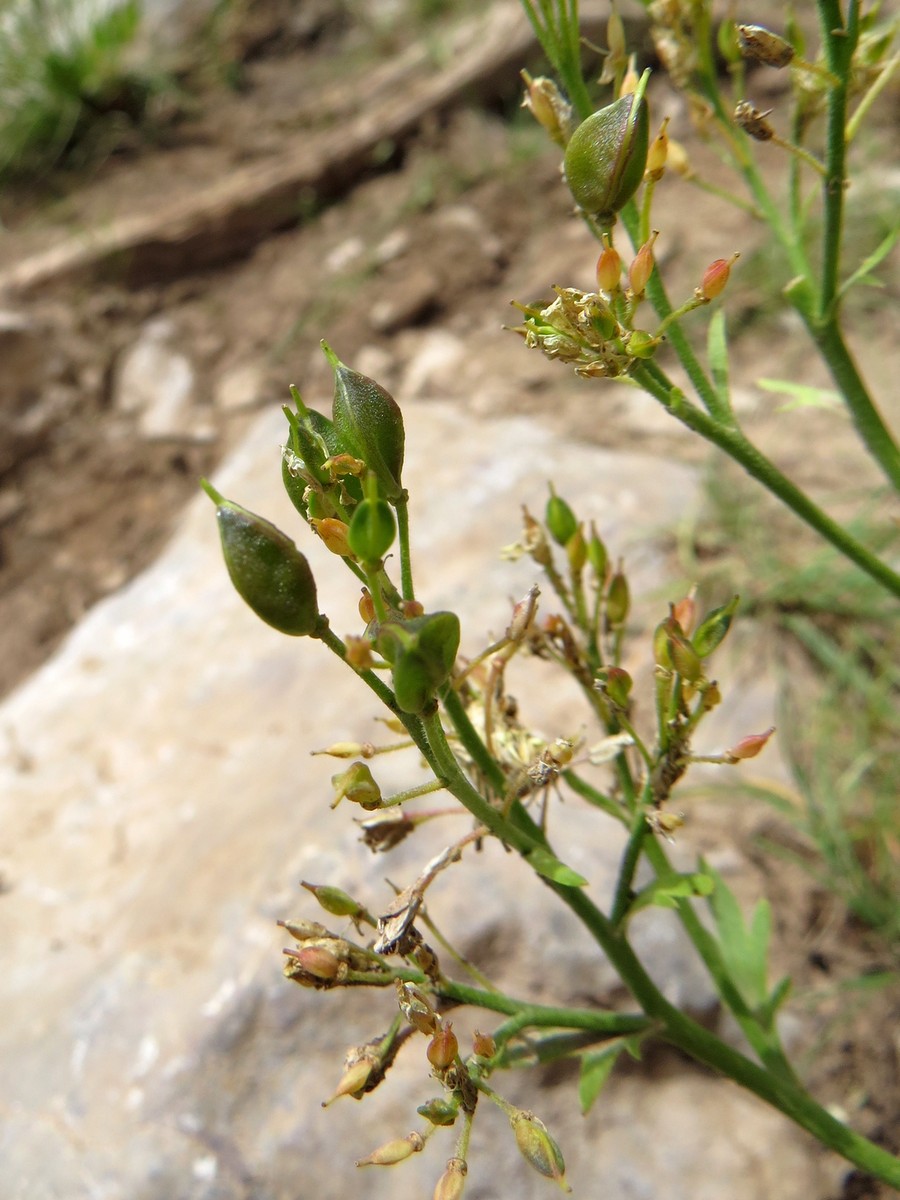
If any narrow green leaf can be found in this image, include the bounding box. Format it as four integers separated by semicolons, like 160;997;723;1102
579;1044;623;1114
757;378;841;412
839;222;900;300
628;871;715;919
525;846;588;887
707;310;730;407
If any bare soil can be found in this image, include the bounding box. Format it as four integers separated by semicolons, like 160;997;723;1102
0;5;897;1195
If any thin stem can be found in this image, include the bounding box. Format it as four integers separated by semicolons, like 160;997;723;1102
609;805;650;927
631;364;900;598
395;496;415;600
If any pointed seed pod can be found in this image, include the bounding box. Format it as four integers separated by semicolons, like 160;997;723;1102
587;521;608;582
510;1110;571;1192
301;881;366;919
699;253;740;300
628;231;658;296
598;665;632;708
545;486;578;546
433;1157;468;1200
356;1131;425;1167
472;1031;496;1059
645;116;670;180
725;726;775;762
202;482;319;636
324;342;405;501
564;91;649;220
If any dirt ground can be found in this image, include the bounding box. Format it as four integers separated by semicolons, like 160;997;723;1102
0;4;897;1195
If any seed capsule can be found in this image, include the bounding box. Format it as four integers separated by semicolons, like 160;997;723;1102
324;342;405;502
564;92;649;220
202;483;319;637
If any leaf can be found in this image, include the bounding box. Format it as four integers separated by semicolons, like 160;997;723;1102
839;222;900;300
756;378;842;412
578;1043;624;1114
707;310;730;407
525;846;587;887
758;975;793;1029
704;863;772;1009
628;871;715;919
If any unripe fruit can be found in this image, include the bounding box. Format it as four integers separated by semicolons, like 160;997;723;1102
564;93;649;221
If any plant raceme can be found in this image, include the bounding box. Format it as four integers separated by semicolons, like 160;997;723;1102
204;2;900;1192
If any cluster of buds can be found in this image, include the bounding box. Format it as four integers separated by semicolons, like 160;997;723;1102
279;918;391;989
510;285;658;379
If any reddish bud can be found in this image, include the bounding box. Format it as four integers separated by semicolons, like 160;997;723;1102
292;944;342;980
400;598;425;619
427;1024;459;1071
699;253;739;300
671;588;697;635
596;241;622;293
597;665;632;709
725;727;775;763
628;231;658;296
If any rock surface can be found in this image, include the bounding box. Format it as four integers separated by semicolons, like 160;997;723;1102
0;398;836;1199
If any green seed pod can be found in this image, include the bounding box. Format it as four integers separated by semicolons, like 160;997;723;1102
378;611;461;714
510;1110;571;1192
693;595;740;657
545;486;578;546
202;482;319;636
324;342;405;502
564;92;649;221
417;1098;458;1127
348;497;396;562
605;567;630;627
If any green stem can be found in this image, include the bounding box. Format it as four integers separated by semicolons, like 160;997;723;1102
395;496;415;600
554;886;900;1186
816;0;855;319
609;804;649;927
632;364;900;598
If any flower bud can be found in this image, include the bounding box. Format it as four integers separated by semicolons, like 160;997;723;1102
356;1131;424;1167
400;598;425;619
426;1024;459;1071
509;1110;571;1192
699;253;739;301
566;525;587;574
201;482;319;637
596;665;632;709
587;522;608;583
692;595;739;657
331;762;383;810
605;565;630;627
311;740;375;759
288;944;343;980
545;486;578;547
433;1157;467;1200
520;70;575;146
472;1030;496;1058
666;628;703;683
564;92;649;221
358;588;376;623
311;516;353;557
345;635;375;671
596;240;622;293
417;1098;458;1127
671;588;697;635
301;880;367;920
348;497;396;561
324;342;405;502
628;231;658;296
737;24;794;68
645;116;670;180
725;727;775;763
